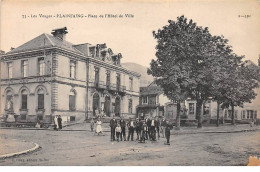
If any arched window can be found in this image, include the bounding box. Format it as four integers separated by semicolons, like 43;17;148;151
6;90;13;110
37;89;44;109
21;89;28;110
104;96;111;117
69;90;76;111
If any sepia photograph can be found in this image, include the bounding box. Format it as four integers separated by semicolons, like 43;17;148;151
0;0;259;166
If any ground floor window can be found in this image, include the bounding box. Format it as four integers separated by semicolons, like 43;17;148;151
189;103;194;115
69;90;76;111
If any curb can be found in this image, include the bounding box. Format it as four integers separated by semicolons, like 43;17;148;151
0;139;41;160
172;128;260;135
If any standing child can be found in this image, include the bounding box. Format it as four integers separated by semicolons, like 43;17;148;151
96;118;103;135
115;124;122;142
90;118;95;132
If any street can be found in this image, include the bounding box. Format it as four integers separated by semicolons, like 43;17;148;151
0;123;259;166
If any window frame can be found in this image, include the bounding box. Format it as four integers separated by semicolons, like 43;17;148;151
129;77;133;91
142;96;148;104
38;57;45;76
70;60;77;79
7;62;13;79
21;60;29;78
189;103;195;115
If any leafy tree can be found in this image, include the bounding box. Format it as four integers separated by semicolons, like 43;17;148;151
148;15;219;128
221;60;259;125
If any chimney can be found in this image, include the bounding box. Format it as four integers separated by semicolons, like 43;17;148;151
51;27;68;41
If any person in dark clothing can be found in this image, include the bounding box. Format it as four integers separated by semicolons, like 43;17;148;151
165;121;173;145
135;118;141;140
155;117;161;140
110;117;117;141
119;118;127;141
146;117;151;139
139;121;148;143
150;117;156;141
161;117;167;138
127;118;135;141
57;115;62;130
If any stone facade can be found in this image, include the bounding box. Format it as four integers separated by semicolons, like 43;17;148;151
0;27;140;124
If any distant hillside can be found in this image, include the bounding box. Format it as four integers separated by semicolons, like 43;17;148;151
122;62;154;87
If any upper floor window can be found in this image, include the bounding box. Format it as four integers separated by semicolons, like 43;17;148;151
21;60;28;78
21;89;28;110
94;67;100;86
38;57;45;76
143;96;148;104
106;71;110;87
70;60;76;79
7;62;13;79
129;77;133;91
189;103;194;115
116;73;121;90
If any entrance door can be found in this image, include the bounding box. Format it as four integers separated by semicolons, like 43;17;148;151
115;97;120;116
104;96;111;117
93;93;100;116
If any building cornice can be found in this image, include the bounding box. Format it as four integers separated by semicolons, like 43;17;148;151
1;46;141;78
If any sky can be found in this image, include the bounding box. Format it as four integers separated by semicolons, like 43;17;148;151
1;0;260;67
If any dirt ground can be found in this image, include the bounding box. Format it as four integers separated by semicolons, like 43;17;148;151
0;123;259;166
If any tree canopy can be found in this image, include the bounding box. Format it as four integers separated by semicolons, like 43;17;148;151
148;15;259;128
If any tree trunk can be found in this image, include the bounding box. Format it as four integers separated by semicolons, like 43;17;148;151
175;101;181;130
216;101;220;127
196;99;203;128
231;103;235;125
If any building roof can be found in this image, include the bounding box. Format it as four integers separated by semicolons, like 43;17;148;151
7;33;83;55
140;81;164;95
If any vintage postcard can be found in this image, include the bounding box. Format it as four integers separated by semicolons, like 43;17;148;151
0;0;260;166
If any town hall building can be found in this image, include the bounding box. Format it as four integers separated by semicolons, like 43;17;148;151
0;27;141;125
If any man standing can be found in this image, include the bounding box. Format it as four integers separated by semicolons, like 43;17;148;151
140;121;148;143
155;117;161;140
150;117;156;141
135;118;141;140
119;117;127;141
165;120;173;145
161;117;167;138
127;118;135;141
146;117;151;140
57;115;62;130
110;117;117;141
